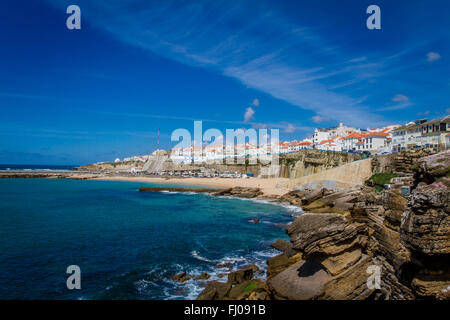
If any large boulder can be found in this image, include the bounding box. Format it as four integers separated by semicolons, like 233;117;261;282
196;281;232;300
268;260;330;300
227;265;257;285
301;188;325;205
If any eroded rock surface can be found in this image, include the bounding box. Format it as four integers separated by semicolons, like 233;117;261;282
196;150;449;300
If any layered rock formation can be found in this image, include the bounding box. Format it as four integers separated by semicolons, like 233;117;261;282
196;149;449;300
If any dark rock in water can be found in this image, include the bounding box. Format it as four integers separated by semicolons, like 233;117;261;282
214;186;263;198
196;281;231;300
216;262;233;268
195;272;211;280
171;272;186;281
212;188;233;196
171;272;193;283
228;265;256;285
239;264;259;273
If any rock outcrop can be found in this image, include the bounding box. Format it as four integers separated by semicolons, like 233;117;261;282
213;187;263;198
266;150;449;300
194;149;449;300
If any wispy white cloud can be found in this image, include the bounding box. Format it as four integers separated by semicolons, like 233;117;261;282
427;52;441;62
45;0;423;128
311;115;330;123
243;107;255;123
251;121;312;133
392;94;409;102
283;123;296;133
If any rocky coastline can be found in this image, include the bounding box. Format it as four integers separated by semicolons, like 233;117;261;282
173;149;450;300
2;150;448;300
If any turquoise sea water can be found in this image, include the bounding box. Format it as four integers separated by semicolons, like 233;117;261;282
0;178;297;299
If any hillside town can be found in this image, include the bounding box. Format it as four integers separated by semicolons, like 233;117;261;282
108;115;449;165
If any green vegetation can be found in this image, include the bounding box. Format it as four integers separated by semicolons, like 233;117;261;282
368;173;397;192
302;200;325;210
241;281;258;293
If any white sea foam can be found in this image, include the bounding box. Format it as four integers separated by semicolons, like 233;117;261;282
213;194;304;215
191;250;214;263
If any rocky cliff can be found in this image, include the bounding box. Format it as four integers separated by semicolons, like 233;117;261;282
277;150;365;179
196;150;450;300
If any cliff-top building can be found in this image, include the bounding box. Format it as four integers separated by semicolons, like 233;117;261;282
392;115;450;152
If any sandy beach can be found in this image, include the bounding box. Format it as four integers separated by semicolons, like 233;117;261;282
95;176;292;196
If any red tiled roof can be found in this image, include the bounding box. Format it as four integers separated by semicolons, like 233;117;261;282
365;132;389;137
342;132;364;139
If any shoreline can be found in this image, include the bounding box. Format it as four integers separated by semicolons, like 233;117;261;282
94;176;292;196
0;170;293;196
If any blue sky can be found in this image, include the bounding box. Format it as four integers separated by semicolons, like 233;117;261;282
1;0;449;165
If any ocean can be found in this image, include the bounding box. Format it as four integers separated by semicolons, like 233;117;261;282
0;178;298;299
0;164;77;171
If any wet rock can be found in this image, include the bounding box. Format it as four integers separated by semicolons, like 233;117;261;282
216;262;233;268
212;188;233;196
239;264;259;273
171;272;193;283
196;281;231;300
195;272;211;280
228;265;256;285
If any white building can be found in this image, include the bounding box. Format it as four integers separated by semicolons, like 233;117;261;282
341;133;365;152
362;132;389;152
312;129;330;147
312;123;359;149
